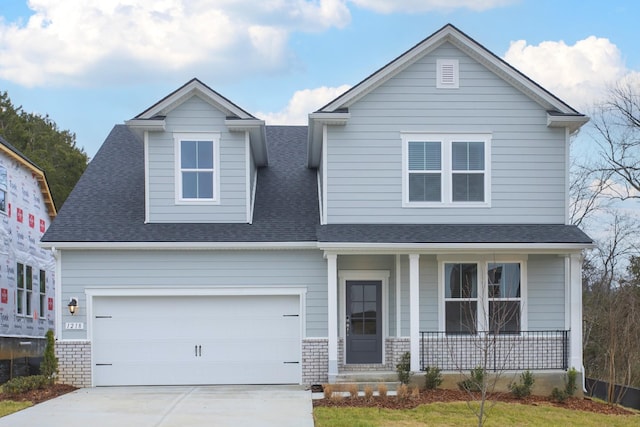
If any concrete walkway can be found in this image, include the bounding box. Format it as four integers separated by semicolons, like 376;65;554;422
0;385;314;427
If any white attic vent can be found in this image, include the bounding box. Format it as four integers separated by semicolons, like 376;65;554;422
437;59;459;89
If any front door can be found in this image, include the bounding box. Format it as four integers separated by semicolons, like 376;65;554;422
346;280;382;364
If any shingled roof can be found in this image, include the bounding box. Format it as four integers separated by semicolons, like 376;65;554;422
41;125;592;247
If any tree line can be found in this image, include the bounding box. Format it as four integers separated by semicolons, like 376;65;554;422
0;91;88;210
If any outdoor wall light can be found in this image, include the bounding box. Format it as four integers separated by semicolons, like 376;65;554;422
67;298;78;315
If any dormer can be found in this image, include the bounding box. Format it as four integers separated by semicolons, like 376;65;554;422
126;79;267;224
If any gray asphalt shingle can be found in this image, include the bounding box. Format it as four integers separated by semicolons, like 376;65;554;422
42;124;592;246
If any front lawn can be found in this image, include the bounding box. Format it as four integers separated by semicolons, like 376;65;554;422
314;401;638;427
0;400;32;417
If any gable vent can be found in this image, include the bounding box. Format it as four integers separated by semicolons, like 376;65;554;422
437;59;459;89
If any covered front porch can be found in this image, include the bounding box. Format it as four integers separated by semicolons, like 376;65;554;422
322;250;584;383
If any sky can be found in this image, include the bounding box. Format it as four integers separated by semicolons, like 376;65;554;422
0;0;638;160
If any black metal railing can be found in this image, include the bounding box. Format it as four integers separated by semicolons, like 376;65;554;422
419;330;569;372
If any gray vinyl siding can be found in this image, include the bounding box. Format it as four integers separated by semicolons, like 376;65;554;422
59;249;327;340
325;42;567;224
147;95;248;223
399;255;438;336
527;255;566;330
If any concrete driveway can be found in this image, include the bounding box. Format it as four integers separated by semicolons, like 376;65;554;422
0;385;314;427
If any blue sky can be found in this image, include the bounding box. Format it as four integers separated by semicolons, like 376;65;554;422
0;0;638;159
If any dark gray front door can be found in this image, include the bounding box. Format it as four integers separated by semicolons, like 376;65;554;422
346;280;382;364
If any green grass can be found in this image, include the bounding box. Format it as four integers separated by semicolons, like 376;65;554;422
0;400;32;417
314;402;638;427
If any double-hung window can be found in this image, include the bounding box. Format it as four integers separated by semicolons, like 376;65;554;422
39;270;46;318
175;133;220;203
16;263;33;317
442;260;523;335
403;133;490;206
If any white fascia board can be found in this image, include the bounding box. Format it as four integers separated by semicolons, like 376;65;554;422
321;25;583;116
40;241;318;250
138;80;254;120
124;119;166;131
225;119;268;167
547;113;590;133
318;242;594;254
307;112;350;167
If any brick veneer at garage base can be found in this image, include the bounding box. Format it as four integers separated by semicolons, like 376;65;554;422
55;340;91;388
54;338;410;388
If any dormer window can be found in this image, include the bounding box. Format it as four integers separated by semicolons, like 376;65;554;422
174;133;220;204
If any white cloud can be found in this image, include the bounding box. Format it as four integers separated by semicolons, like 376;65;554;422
503;36;631;109
256;84;351;124
0;0;351;87
349;0;516;13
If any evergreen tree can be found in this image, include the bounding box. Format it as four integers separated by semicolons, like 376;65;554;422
0;91;88;209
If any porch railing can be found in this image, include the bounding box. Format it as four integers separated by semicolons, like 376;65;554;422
419;330;569;372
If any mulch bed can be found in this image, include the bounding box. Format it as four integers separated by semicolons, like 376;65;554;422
0;384;77;405
313;388;636;416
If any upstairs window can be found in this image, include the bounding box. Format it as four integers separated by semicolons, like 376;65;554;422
174;133;220;203
403;133;490;207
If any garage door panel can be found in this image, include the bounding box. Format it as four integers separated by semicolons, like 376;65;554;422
92;294;301;386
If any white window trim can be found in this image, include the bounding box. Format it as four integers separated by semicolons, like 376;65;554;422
437;255;527;334
174;132;220;205
402;133;491;208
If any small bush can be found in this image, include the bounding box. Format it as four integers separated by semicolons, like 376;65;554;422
347;383;359;399
377;383;388;398
509;370;535;399
550;368;579;402
411;385;421;399
457;366;485;392
40;329;58;381
363;385;374;400
565;368;578;397
2;375;50;395
396;384;409;401
423;366;443;390
396;351;413;385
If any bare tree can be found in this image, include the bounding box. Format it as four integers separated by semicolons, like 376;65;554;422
589;76;640;201
582;214;640;403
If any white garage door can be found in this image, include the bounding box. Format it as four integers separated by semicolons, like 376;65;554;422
92;294;301;386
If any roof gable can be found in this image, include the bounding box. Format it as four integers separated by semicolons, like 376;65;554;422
125;78;268;166
0;136;57;219
307;24;589;166
319;24;583;116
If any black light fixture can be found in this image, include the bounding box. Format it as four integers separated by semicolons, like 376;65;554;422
67;298;78;315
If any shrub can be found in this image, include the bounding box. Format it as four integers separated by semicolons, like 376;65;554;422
396;351;413;385
509;370;535;399
363;385;374;400
322;384;333;399
347;383;359;399
457;366;485;392
40;329;58;381
411;385;421;399
424;366;443;390
2;375;50;395
377;383;388;398
396;384;409;401
550;368;579;402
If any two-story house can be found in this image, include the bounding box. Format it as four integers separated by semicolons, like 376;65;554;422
42;24;592;389
0;136;57;382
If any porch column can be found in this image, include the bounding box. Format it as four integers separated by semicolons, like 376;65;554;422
327;253;338;383
409;254;420;372
568;253;584;373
